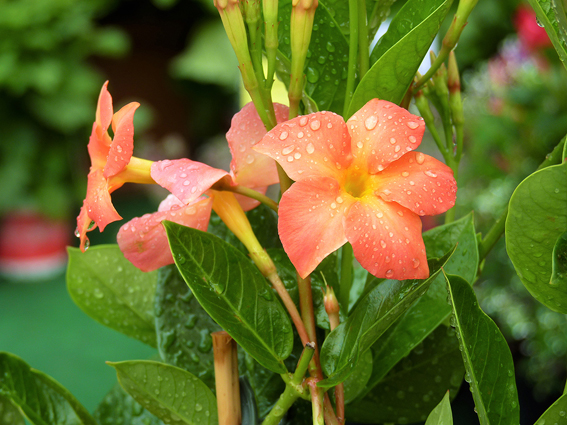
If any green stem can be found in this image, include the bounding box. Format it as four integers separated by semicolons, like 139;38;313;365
344;0;359;117
357;0;369;80
225;185;279;213
478;136;566;260
261;384;302;425
291;343;316;386
338;243;354;312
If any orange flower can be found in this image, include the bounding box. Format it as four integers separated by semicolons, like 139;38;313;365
255;99;457;280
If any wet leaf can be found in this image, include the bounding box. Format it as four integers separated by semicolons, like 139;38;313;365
319;246;456;388
445;274;519;425
347;0;453;117
164;222;293;374
506;162;567;313
109;360;217;425
67;245;157;347
0;394;25;425
534;393;567;424
0;352;96;425
240;377;259;425
551;231;567;286
425;391;453;425
343;350;373;404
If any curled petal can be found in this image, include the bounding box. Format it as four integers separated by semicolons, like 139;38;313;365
278;177;355;278
228;102;288;188
84;169;122;233
347;99;425;174
117;195;213;272
345;197;428;280
104;102;139;179
255;111;353;182
375;152;457;216
87;122;111;170
76;201;95;252
96;81;113;135
151;159;229;205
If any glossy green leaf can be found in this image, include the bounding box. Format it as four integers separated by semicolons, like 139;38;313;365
240;377;259;425
164;222;293;374
319;246;456;388
506;162;567;313
154;265;221;390
346;325;463;424
110;360;217;425
366;0;399;40
525;0;567;70
445;274;519;425
0;394;25;425
535;393;567;424
425;391;453;425
347;0;453;117
94;383;165;425
551;231;567;286
0;352;97;425
276;0;349;113
66;245;157;347
343;350;373;404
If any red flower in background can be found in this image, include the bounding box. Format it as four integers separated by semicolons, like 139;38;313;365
515;5;551;52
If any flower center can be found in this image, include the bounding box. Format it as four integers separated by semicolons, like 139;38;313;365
343;170;370;199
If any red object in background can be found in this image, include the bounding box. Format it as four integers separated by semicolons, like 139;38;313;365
514;5;552;52
0;212;70;280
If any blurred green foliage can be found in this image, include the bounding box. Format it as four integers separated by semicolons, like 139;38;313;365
0;0;129;218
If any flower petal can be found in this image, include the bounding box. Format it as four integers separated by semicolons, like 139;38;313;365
255;111;352;182
374;152;457;216
103;102;139;179
151;159;229;205
278;177;355;278
84;169;122;232
117;195;212;272
347;99;425;174
96;81;113;134
345;196;429;280
87;122;111;170
76;201;94;252
228;102;288;188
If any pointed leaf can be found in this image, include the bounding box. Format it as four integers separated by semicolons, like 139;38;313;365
525;0;567;71
154;265;221;390
164;222;293;373
66;245;158;347
347;0;453;117
445;274;519;425
319;246;456;388
506;162;567;313
109;360;217;425
346;325;463;424
342;350;373;404
0;352;97;425
534;393;567;425
425;391;453;425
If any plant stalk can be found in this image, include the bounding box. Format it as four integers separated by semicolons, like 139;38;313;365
212;332;241;425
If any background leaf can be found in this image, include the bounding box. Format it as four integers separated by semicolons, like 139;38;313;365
319;247;455;388
0;394;25;425
67;245;158;347
346;325;463;424
110;360;217;425
154;265;221;391
551;230;567;286
534;393;567;424
164;222;293;374
445;274;520;425
347;0;453;117
425;391;453;425
0;352;96;425
506;162;567;313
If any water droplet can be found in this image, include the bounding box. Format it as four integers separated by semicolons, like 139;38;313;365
356;141;364;149
185;314;198;329
385;269;394;278
402;171;409;177
245;154;255;164
408;135;417;143
116;145;123;153
306;143;315;154
416;152;425;164
310;119;320;130
336;196;344;203
407;121;419;129
299;116;308;126
364;115;378;130
412;258;420;269
279;131;288;140
195;404;203;412
390;137;396;144
306;67;320;84
424;170;437;178
326;41;335;52
536;17;544;27
282;145;295;155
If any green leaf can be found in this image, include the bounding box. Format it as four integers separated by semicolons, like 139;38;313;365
425;391;453;425
109;360;217;425
535;393;567;424
240;377;259;425
506;162;567;313
319;246;456;388
164;222;293;374
276;0;349;113
343;350;373;404
66;245;158;347
525;0;567;71
0;394;25;425
445;274;519;425
551;231;567;286
154;265;221;390
0;352;97;425
347;0;453;117
366;0;399;40
94;382;165;425
346;325;463;424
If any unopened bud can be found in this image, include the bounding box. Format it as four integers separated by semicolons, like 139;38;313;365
242;0;261;24
415;90;435;125
447;51;460;94
324;285;340;330
432;63;449;99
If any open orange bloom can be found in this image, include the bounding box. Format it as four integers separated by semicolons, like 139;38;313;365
75;82;152;251
255;99;457;280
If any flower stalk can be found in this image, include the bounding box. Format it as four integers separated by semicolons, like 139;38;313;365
212;332;241;425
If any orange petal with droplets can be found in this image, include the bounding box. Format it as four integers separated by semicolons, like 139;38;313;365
95;81;113;134
104;102;139;179
84;169;122;233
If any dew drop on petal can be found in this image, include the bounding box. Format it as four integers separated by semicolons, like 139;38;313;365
424;170;437;178
294;152;302;159
407;121;419;129
306;143;315;154
116;145;123;153
356;141;364;149
310;120;321;130
409;135;417;143
336;196;344;204
395;145;401;153
298;131;304;139
381;240;387;248
397;211;404;217
386;269;394;278
412;258;420;269
282;145;295;155
279;131;289;140
287;156;294;162
183;180;191;186
416;152;425;164
402;171;409;177
245;154;255;164
299;116;308;127
364;115;378;130
331;203;337;209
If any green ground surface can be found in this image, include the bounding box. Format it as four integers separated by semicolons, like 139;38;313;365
0;270;156;414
